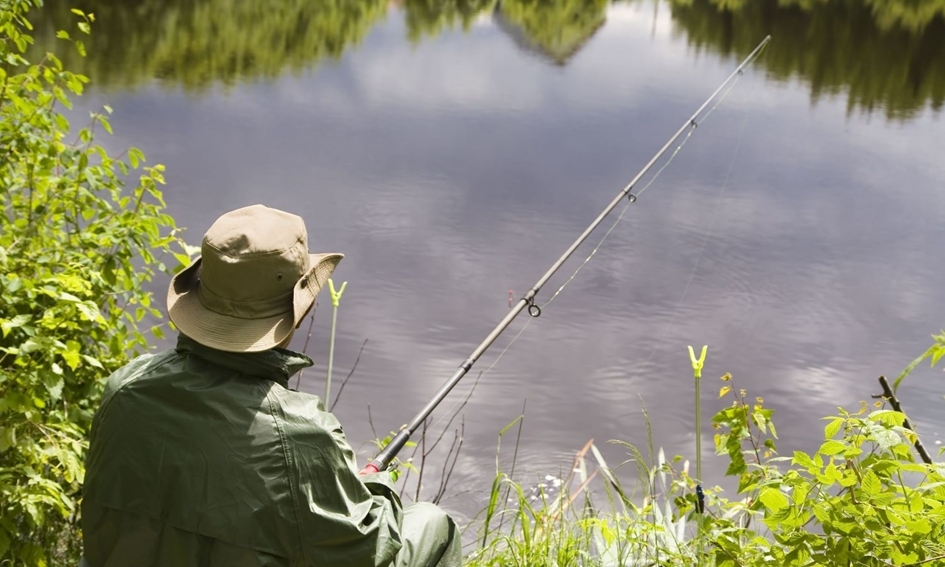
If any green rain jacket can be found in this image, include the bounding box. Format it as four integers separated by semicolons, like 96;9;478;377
82;335;406;567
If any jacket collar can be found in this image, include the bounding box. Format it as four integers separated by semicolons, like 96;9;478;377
175;334;313;388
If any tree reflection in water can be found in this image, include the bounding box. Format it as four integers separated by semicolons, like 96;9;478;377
26;0;945;119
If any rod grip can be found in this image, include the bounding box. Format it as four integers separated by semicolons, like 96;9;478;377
370;429;412;472
359;463;380;475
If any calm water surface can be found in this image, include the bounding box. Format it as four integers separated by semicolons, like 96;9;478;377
34;0;945;521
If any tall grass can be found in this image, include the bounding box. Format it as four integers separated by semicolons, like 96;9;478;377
465;407;702;567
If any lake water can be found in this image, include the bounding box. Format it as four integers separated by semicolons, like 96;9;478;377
33;0;945;523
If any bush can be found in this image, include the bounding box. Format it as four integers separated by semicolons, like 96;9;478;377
1;1;185;563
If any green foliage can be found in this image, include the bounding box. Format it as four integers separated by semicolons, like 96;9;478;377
894;329;945;391
467;371;945;566
0;2;185;563
28;0;389;92
707;376;945;566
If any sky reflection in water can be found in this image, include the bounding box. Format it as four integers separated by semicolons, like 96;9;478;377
54;1;945;518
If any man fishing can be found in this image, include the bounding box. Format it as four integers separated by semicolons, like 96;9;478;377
80;204;462;567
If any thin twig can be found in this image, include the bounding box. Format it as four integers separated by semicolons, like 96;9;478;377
398;431;423;500
367;403;377;440
436;420;463;502
426;371;482;455
907;554;945;566
328;339;368;413
416;418;428;503
873;375;933;465
434;419;464;504
400;372;483;500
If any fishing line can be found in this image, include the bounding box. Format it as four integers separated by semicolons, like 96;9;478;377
364;37;773;473
539;68;748;311
632;75;756;380
415;61;757;441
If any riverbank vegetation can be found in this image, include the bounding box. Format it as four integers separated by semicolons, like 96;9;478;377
1;1;185;563
465;370;945;566
2;2;943;566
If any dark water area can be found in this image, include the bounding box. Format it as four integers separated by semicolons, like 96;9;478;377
30;0;945;522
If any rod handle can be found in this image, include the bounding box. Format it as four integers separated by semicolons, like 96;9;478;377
368;428;412;473
359;463;380;475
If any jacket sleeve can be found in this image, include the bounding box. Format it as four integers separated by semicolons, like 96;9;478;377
270;388;404;567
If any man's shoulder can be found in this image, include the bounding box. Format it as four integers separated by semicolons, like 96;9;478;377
100;347;283;410
102;349;177;398
267;387;343;433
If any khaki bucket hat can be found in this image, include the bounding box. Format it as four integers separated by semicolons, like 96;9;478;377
167;204;343;353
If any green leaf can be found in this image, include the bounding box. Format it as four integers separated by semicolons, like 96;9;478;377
864;422;901;450
759;486;789;512
812;502;831;523
54;113;70;132
793;451;816;470
870;410;906;427
838;469;858;487
893;341;939;391
44;375;64;401
753;411;768;434
0;427;16;453
81;355;104;369
129;147;145;169
906;517;931;534
824;417;843;439
99;115;113;134
862;469;881;496
75;301;103;323
0;314;31;337
819;440;846;456
825;462;842;483
62;341;81;370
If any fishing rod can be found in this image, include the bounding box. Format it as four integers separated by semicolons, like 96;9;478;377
361;35;772;475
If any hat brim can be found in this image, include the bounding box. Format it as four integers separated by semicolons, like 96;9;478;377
167;252;343;353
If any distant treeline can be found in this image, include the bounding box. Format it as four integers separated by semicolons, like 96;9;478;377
667;0;945;119
27;0;945;118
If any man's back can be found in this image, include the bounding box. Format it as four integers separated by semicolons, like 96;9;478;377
82;205;461;567
82;335;403;567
